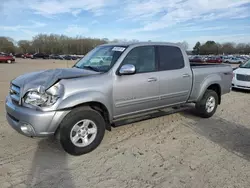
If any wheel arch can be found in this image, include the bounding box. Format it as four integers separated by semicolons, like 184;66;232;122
56;91;112;132
207;84;221;104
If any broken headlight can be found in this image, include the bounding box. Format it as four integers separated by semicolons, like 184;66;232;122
24;83;62;107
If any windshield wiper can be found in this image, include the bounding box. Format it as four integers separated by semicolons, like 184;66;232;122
83;65;100;72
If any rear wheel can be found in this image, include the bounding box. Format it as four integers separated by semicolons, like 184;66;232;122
195;90;218;118
60;106;105;156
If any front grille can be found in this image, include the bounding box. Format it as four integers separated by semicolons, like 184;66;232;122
10;84;21;104
236;74;250;82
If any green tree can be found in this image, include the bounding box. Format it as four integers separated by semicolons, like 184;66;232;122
18;40;32;53
200;41;218;55
193;42;201;55
0;37;16;53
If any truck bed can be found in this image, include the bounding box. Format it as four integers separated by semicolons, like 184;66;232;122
188;63;232;102
190;63;228;67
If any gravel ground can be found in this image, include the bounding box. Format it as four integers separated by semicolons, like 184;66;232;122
0;59;249;188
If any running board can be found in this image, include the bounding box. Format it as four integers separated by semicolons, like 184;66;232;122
112;105;192;127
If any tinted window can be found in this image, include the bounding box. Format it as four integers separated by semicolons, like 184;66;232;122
122;46;156;73
158;46;184;70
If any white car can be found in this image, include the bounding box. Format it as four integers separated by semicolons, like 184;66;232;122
224;57;244;64
232;60;250;90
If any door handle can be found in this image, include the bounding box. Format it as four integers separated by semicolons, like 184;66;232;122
182;74;190;78
147;77;157;82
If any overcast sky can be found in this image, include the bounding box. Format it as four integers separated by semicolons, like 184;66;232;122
0;0;250;49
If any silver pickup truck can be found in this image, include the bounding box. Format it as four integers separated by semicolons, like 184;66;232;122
6;42;233;155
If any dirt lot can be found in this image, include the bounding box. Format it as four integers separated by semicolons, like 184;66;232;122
0;59;250;188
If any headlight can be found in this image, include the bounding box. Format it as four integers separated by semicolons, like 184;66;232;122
24;83;62;107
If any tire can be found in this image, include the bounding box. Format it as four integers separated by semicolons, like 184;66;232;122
195;90;218;118
7;60;12;64
59;106;105;156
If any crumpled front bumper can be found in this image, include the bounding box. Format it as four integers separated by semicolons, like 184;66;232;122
5;96;69;137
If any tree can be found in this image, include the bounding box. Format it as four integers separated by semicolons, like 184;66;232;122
236;43;246;54
193;42;201;55
177;41;188;51
200;41;218;55
221;42;235;54
18;40;32;53
0;37;15;53
181;41;189;51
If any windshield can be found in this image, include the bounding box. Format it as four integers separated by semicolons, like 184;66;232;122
74;45;127;72
240;60;250;68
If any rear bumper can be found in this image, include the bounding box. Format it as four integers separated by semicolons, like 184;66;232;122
5;96;69;137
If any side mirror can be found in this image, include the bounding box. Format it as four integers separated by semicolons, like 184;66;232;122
119;64;136;75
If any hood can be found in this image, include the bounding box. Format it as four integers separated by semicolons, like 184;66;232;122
12;68;99;97
233;67;250;75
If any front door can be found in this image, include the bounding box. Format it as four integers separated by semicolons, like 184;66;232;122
113;46;159;118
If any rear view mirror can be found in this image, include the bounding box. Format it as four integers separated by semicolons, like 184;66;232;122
119;64;136;75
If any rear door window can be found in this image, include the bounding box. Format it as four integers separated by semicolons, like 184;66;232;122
157;46;185;71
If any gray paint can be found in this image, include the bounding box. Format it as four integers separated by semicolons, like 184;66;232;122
12;68;100;97
5;42;232;137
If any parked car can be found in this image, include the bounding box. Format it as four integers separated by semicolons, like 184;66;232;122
23;53;33;59
71;56;78;60
232;59;250;90
206;57;223;63
0;53;15;63
49;54;64;60
224;57;244;64
32;53;49;59
5;42;232;155
63;55;78;60
62;55;73;60
14;53;24;58
189;56;205;63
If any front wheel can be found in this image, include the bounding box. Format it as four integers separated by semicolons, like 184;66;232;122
195;90;218;118
7;60;12;64
59;106;105;156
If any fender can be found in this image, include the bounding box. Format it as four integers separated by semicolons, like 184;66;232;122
197;74;222;101
57;91;113;120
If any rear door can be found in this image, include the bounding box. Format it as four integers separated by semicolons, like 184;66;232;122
156;45;192;106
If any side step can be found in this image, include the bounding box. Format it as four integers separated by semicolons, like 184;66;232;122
112;104;192;127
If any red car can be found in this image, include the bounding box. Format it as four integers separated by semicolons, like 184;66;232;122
0;53;15;64
23;53;33;58
189;56;205;63
206;57;223;63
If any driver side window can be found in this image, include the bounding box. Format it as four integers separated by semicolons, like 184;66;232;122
122;46;156;73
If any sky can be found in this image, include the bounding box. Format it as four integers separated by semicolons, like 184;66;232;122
0;0;250;49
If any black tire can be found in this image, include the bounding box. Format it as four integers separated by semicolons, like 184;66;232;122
195;90;218;118
59;106;105;156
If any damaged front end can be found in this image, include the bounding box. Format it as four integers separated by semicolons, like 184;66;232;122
23;83;63;110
